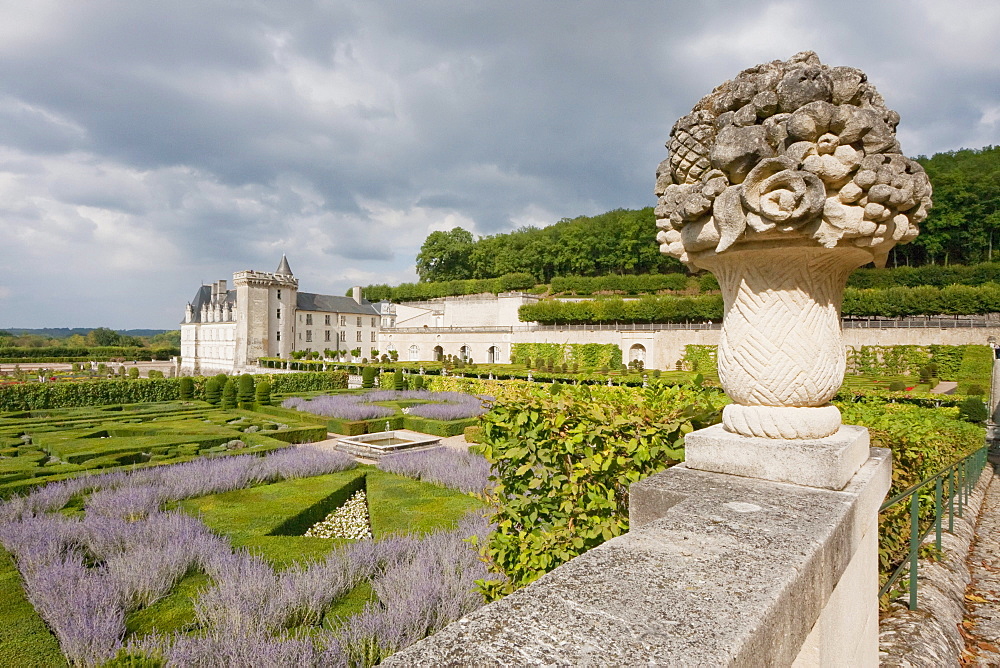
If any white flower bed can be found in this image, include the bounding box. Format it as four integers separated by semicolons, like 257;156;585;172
304;489;373;540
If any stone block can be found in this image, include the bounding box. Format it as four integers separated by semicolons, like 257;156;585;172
386;448;890;667
683;422;870;490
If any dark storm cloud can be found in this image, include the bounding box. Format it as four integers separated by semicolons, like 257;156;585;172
0;0;996;327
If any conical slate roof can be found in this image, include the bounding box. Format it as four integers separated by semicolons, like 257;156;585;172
275;254;293;276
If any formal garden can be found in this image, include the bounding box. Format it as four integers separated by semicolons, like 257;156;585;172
0;347;991;665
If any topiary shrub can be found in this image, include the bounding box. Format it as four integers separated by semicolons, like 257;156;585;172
393;369;405;391
204;378;222;405
959;396;988;423
179;377;194;400
888;381;907;391
966;384;986;396
362;366;375;389
237;374;255;409
255;380;271;406
221;378;237;409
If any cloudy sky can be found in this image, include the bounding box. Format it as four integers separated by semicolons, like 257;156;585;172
1;0;998;329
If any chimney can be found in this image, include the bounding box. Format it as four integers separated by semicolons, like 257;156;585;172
353;286;362;304
218;279;227;297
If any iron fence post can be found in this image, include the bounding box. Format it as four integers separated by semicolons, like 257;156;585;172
908;491;920;610
934;476;943;552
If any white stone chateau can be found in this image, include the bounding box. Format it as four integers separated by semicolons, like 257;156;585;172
180;256;382;374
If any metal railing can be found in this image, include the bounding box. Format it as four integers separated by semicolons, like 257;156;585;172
878;444;991;609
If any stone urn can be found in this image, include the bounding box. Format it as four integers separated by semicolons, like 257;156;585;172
655;51;932;439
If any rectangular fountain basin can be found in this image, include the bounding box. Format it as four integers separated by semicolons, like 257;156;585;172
335;429;442;460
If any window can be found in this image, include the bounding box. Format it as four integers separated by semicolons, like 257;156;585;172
276;308;281;319
325;331;331;342
340;331;346;343
409;345;419;361
356;316;362;327
340;315;346;326
277;290;281;300
356;331;362;342
325;315;331;326
306;314;313;325
306;330;312;342
276;331;281;341
371;331;376;342
371;317;376;327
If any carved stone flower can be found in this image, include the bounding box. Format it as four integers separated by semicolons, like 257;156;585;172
741;157;825;233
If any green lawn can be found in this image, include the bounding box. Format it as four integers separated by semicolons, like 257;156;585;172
0;549;67;667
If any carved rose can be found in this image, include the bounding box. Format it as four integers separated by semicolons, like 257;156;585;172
741;157;825;232
656;52;931;269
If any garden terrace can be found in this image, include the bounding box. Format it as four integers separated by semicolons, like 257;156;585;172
0;446;490;666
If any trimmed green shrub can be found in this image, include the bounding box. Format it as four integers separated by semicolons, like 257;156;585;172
204;378;222;405
888;381;907;391
128;367;140;379
959;396;989;423
362;367;376;389
255;380;271;406
393;369;405;391
237;374;255;409
221;379;237;410
179;377;194;400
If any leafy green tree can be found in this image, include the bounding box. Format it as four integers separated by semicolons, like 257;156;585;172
416;227;475;282
88;327;122;346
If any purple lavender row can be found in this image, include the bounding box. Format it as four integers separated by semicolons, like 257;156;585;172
282;390;490;422
1;447;355;523
378;448;493;496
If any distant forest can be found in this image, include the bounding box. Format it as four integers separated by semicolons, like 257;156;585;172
414;146;1000;282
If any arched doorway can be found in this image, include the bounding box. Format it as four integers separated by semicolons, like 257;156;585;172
487;346;500;364
433;345;444;361
629;344;647;365
459;345;471;362
409;345;420;361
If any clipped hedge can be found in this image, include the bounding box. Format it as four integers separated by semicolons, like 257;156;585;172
520;294;723;324
521;283;1000;325
550;273;694;295
510;343;621;369
847;262;1000;289
268;471;367;536
0;378;182;411
0;346;178;361
360;273;538;302
475;382;725;598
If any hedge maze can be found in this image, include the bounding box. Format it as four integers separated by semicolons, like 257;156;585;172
0;402;327;497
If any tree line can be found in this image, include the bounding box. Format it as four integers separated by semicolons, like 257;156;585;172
413;145;999;283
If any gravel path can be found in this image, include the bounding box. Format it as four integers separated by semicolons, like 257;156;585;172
965;461;1000;666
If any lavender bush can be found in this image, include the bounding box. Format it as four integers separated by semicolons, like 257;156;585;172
282;390;490;422
379;448;493;496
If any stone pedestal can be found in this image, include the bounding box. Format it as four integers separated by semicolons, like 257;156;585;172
684;423;870;490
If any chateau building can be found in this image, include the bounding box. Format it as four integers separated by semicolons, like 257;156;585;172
179;256;381;374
